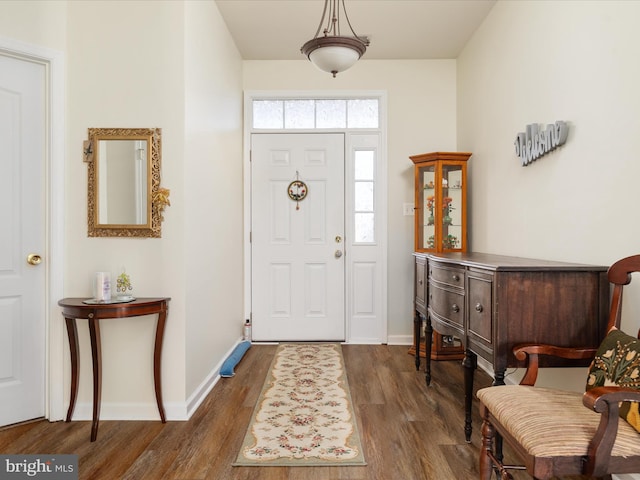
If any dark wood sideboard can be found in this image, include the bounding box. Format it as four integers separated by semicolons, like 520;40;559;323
413;252;609;441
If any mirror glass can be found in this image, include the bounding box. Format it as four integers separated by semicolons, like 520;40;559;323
97;139;148;225
86;127;164;237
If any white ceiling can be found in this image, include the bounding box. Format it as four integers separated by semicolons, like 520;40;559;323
215;0;497;61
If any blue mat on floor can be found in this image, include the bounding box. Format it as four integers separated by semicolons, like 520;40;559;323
220;340;251;377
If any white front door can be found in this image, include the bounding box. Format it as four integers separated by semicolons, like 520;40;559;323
0;53;47;426
251;133;345;341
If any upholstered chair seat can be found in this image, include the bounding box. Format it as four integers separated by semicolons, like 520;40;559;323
478;385;640;461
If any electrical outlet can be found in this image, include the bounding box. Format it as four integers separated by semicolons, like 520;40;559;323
403;203;415;216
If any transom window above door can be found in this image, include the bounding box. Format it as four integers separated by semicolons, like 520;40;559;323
252;99;379;129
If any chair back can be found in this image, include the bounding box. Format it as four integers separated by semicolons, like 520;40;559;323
607;254;640;332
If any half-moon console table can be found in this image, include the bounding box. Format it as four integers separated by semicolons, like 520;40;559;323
58;297;171;441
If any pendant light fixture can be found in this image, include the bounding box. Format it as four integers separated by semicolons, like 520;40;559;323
300;0;369;78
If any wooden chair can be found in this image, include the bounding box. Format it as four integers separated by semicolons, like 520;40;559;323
477;254;640;480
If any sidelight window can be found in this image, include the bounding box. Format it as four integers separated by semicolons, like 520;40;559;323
354;150;375;243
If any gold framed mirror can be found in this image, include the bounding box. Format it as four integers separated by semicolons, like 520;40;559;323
85;127;169;237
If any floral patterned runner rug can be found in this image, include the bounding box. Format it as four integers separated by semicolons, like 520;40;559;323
233;343;366;466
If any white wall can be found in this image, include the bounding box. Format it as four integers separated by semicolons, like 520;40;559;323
64;0;189;418
458;0;640;391
0;0;244;420
243;59;458;341
0;1;67;49
183;1;244;400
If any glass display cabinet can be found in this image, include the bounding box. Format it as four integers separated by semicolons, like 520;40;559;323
409;152;471;361
411;152;470;253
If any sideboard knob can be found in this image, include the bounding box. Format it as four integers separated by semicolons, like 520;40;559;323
452;303;460;313
475;303;483;313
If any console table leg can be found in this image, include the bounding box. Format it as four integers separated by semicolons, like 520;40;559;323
425;316;433;386
88;317;102;442
64;318;79;422
463;349;477;443
153;307;167;423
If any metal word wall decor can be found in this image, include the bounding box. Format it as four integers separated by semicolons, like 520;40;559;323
514;121;569;166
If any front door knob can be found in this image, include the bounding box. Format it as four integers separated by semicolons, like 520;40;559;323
27;253;42;265
335;250;343;258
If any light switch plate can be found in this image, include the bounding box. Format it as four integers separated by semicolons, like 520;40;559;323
403;203;415;216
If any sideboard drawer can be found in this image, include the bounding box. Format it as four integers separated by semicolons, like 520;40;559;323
429;285;465;328
430;263;465;289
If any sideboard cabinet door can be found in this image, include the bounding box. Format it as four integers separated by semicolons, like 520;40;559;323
466;270;493;363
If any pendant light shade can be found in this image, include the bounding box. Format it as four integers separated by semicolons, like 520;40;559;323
301;0;369;78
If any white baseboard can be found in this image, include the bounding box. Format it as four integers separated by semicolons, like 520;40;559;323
386;334;412;345
347;338;383;344
69;338;245;422
476;356;496;380
70;401;177;421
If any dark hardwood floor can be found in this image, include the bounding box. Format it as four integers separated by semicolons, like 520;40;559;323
0;345;528;479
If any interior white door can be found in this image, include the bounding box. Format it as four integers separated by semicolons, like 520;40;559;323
0;53;46;426
251;133;345;341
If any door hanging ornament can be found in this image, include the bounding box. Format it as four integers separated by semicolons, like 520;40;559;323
288;171;308;210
